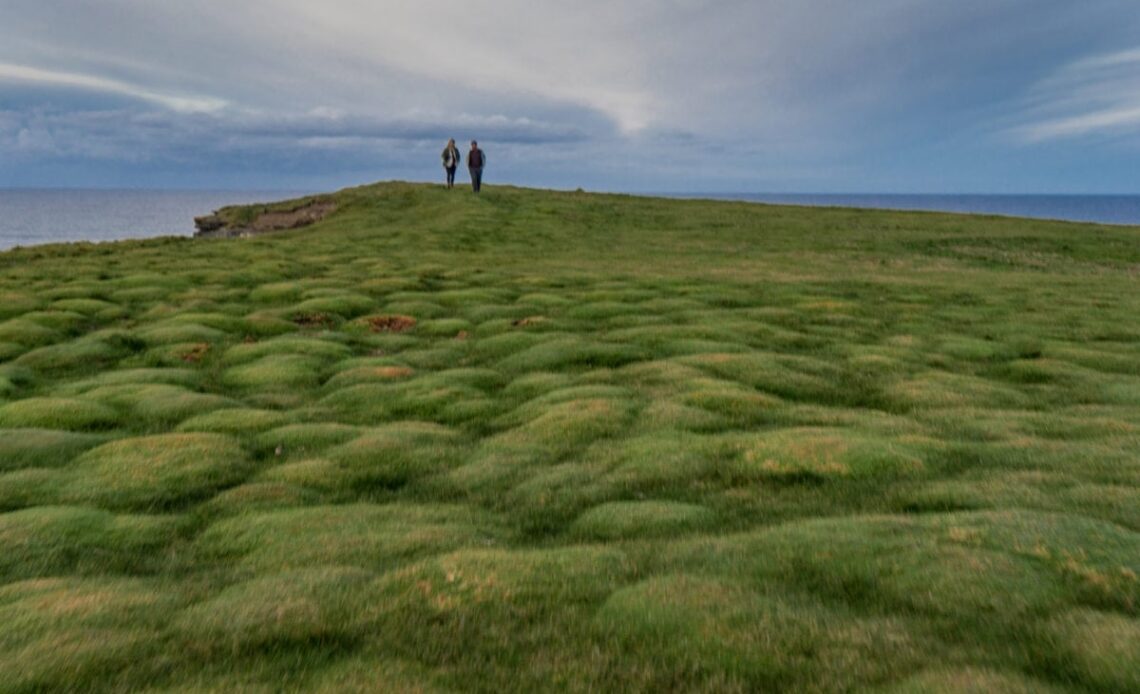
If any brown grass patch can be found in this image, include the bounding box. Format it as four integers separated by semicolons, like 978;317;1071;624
249;200;336;231
292;312;337;329
180;343;210;363
373;366;414;379
366;315;417;333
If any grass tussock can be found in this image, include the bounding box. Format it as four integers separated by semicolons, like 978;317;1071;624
0;577;175;692
175;407;291;435
174;567;374;655
0;397;121;431
0;506;175;579
65;433;252;511
0;429;109;471
569;500;716;540
196;503;501;572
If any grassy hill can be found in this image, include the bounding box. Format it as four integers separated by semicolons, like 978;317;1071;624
1;181;1138;691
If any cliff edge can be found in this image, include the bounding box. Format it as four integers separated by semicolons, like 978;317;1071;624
194;196;336;238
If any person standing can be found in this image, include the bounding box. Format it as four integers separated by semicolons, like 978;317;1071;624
467;140;486;193
441;139;460;189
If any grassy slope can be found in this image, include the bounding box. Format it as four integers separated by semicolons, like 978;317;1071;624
0;181;1138;692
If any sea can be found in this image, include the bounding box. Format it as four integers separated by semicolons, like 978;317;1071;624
669;193;1140;226
2;189;1140;251
0;189;309;251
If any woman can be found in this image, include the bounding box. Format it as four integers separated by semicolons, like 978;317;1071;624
441;139;460;189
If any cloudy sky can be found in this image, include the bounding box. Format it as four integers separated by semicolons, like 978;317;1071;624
2;1;1139;193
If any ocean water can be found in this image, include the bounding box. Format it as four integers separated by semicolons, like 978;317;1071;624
0;189;308;251
3;189;1139;251
673;193;1140;226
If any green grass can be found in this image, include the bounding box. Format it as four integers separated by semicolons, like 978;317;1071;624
0;429;109;471
0;397;121;431
0;181;1138;690
175;407;291;435
64;433;253;511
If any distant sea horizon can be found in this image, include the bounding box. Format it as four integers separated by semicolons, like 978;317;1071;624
0;189;310;251
662;192;1140;227
3;188;1140;251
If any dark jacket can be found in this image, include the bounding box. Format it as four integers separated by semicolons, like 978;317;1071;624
467;148;485;169
442;146;459;169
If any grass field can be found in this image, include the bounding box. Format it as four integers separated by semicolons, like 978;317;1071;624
1;181;1138;691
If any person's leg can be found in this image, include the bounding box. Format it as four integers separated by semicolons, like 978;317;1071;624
474;168;482;192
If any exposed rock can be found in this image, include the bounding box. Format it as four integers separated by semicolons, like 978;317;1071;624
194;198;337;238
193;214;227;234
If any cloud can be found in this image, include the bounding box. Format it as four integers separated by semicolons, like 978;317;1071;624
2;2;1115;143
0;62;227;113
221;109;589;144
1009;46;1140;143
0;103;589;172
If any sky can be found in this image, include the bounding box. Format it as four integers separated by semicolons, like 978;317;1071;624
1;1;1139;193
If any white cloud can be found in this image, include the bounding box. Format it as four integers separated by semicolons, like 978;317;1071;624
0;62;227;113
1009;46;1140;143
1017;105;1140;142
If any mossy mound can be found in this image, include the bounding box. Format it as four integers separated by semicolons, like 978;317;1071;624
257;423;363;457
176;408;291;435
0;319;61;347
76;384;238;427
51;368;202;395
326;422;464;491
0;429;110;471
726;427;927;481
596;574;918;690
0;506;175;579
0;576;175;692
196;503;502;572
569;500;716;540
64;433;252;511
0;398;121;431
222;354;326;390
173;567;373;655
221;336;354;366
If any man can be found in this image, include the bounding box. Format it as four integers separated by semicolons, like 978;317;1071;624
467;140;486;193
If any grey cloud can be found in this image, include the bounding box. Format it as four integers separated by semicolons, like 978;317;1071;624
0;103;591;170
220;111;589;144
6;1;1135;141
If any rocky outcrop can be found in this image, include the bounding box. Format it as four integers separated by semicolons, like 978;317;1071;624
193;214;228;235
194;198;336;238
